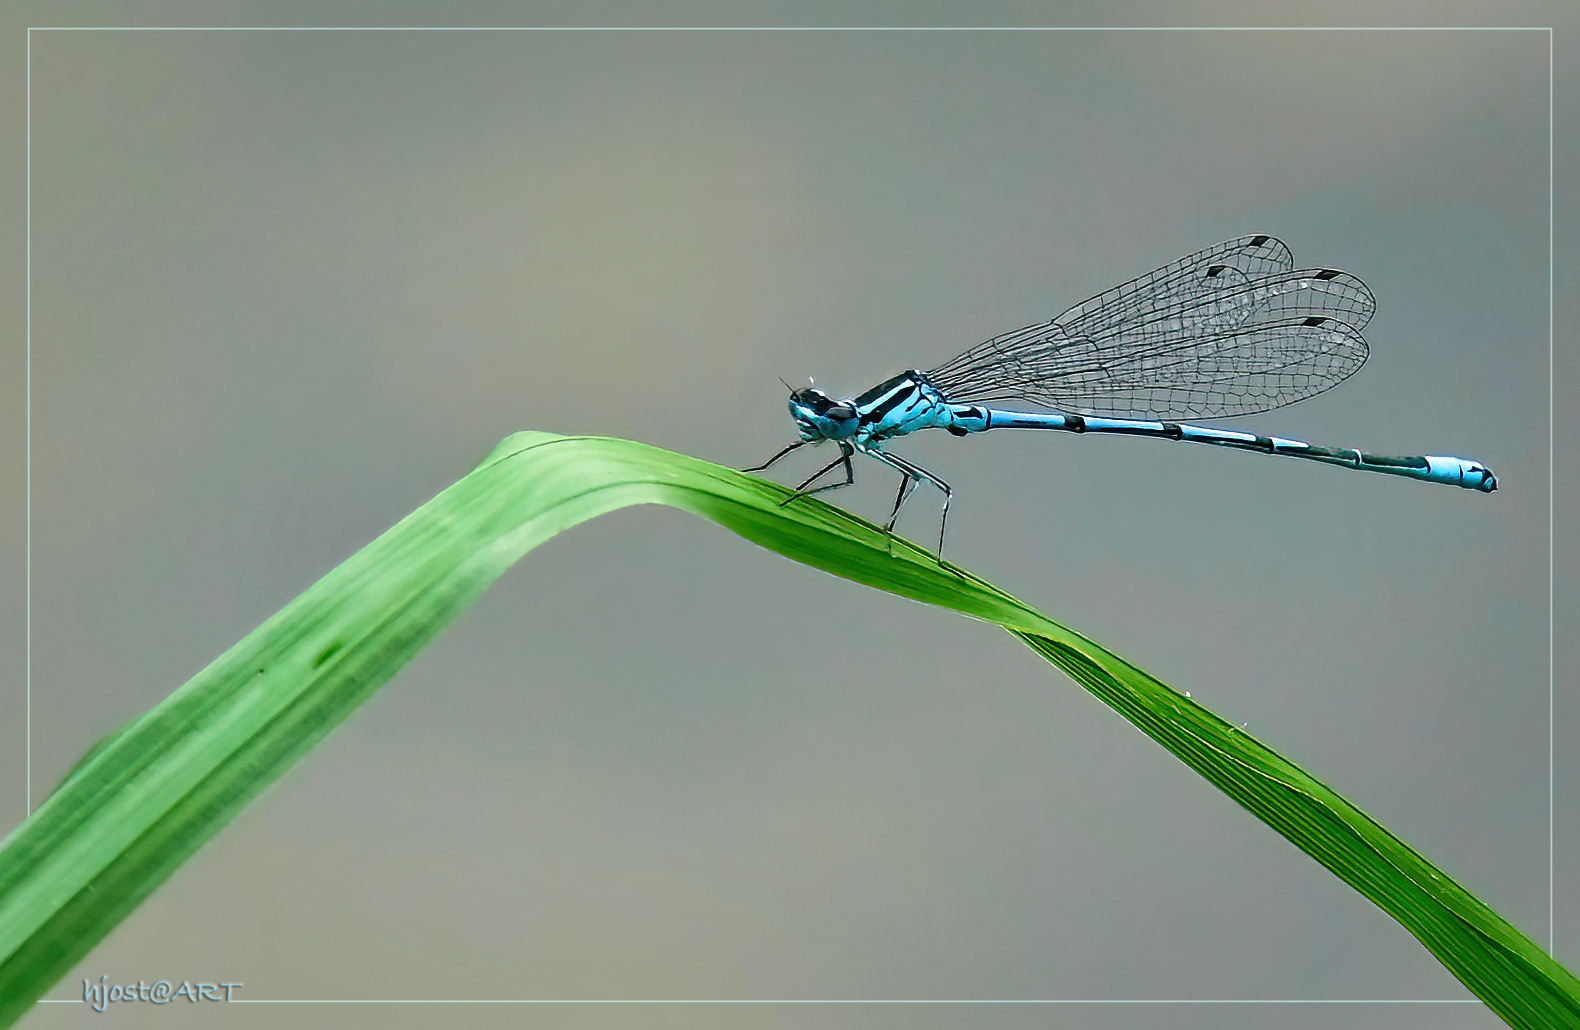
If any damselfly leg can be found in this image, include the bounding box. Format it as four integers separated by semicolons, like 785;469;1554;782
780;442;856;507
861;446;953;560
741;439;806;473
886;473;920;533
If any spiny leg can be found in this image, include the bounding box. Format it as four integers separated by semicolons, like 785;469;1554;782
885;471;921;533
887;452;953;560
781;442;855;507
742;439;806;473
861;447;954;561
873;469;919;556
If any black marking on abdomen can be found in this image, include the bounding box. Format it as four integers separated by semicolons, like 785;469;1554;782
1254;435;1274;453
1065;414;1086;433
1161;422;1183;440
1360;453;1429;469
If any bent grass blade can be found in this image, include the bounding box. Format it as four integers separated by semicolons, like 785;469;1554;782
0;431;1572;1029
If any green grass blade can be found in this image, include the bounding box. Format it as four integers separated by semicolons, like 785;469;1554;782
0;431;1573;1028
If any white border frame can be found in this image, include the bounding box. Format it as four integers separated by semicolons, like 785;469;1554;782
21;20;1554;1011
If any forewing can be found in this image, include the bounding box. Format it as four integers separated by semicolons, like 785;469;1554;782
1051;234;1296;341
1087;264;1376;341
927;237;1375;420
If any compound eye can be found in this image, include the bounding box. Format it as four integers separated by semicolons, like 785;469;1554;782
827;403;857;421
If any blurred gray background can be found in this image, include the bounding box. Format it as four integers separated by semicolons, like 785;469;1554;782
1;3;1572;1029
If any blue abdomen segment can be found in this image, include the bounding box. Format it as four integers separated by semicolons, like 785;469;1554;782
1422;456;1499;491
962;405;1497;492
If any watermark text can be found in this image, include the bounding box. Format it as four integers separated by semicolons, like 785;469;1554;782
82;977;242;1012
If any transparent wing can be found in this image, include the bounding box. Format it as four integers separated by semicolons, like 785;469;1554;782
1052;233;1297;340
926;236;1375;420
936;317;1370;420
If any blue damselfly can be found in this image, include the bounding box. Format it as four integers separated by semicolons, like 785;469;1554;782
746;235;1496;558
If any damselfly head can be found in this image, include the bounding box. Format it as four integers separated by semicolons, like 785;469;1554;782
788;385;834;414
787;384;858;442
